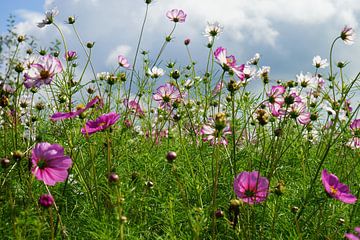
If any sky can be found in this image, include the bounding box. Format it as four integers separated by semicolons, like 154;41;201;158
1;0;360;96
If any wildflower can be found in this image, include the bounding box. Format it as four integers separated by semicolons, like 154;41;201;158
258;66;271;84
31;142;72;186
266;85;285;117
201;113;232;145
97;72;111;80
312;55;328;68
65;51;77;61
51;96;103;121
204;22;223;42
153;83;182;109
243;65;257;81
166;9;187;23
321;169;357;204
345;227;360;240
341;26;355;45
287;102;311;125
23;54;63;89
214;47;245;81
81;112;120;136
348;119;360;149
233;171;269;204
118;55;131;69
38;194;55;208
247;53;260;65
148;66;165;79
123;99;144;116
37;8;59;28
212;81;224;96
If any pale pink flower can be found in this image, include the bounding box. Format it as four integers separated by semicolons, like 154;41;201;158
153;83;182;109
266;85;285;117
118;55;131;68
124;99;144;116
201;118;231;145
203;22;223;42
166;9;187;23
24;54;63;88
312;55;328;68
341;26;355;45
37;8;59;28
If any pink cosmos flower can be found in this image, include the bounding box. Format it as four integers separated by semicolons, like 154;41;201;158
31;142;72;186
234;171;269;204
266;85;285;117
124;99;144;116
201;118;231;145
321;169;357;204
345;226;360;240
24;54;63;88
118;55;131;68
51;96;103;121
214;47;245;81
288;102;311;125
166;9;187;23
81;112;120;136
341;26;355;45
348;119;360;149
153;83;182;109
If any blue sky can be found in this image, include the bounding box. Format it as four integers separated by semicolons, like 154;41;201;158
1;0;360;96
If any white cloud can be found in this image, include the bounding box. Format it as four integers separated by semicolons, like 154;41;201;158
11;0;360;81
106;44;132;67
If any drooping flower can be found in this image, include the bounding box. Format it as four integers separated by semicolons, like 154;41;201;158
203;22;223;42
234;171;269;204
24;54;63;88
321;169;357;204
201;113;231;145
51;96;103;121
81;112;120;136
153;83;182;109
31;142;72;186
118;55;131;69
345;226;360;240
166;9;187;23
37;8;59;28
124;98;144;116
341;26;355;45
38;194;54;208
148;66;165;79
214;47;245;81
247;53;260;65
312;55;328;69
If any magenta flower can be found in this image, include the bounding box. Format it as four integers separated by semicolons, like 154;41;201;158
266;85;285;117
153;83;182;109
166;9;187;23
24;54;63;88
51;96;103;121
214;47;245;81
38;194;54;208
234;171;269;204
118;55;131;69
81;112;120;136
345;226;360;240
124;99;144;116
288;102;311;125
31;142;72;186
321;169;357;204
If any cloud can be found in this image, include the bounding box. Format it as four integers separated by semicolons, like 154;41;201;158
11;0;360;83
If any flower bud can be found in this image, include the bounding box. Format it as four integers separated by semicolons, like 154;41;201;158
108;172;120;183
17;35;25;43
166;151;177;163
86;42;95;48
38;194;54;208
215;209;224;218
1;158;10;168
12;150;24;161
184;38;190;45
68;16;76;24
